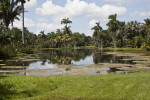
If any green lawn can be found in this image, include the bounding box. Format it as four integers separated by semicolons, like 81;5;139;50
0;72;150;100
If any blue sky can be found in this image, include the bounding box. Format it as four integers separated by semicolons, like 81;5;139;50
13;0;150;36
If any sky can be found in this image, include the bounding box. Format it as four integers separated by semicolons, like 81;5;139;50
13;0;150;36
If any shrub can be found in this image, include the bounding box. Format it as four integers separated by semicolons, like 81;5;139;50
0;45;16;59
19;45;34;54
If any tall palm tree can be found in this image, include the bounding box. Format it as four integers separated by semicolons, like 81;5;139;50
16;0;30;44
61;18;72;27
61;18;72;35
92;22;102;47
107;14;118;48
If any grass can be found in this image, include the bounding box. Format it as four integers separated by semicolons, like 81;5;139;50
0;72;150;100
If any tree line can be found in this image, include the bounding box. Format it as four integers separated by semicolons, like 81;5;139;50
92;14;150;49
0;0;150;59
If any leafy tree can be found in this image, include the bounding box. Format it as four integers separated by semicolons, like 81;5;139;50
125;21;145;47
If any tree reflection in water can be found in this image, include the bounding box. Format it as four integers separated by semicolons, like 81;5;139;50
38;49;93;65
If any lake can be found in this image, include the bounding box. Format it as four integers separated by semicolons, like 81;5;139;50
0;48;150;76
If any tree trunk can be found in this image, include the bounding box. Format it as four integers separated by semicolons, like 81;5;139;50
112;32;116;48
22;1;25;45
121;35;124;47
100;40;102;48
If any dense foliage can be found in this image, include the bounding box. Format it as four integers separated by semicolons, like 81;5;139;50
92;14;150;49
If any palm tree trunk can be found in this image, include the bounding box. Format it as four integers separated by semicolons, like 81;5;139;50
100;40;102;48
22;1;25;45
121;35;124;47
112;32;116;48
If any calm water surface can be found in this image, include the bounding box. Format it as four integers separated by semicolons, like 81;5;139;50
0;49;149;75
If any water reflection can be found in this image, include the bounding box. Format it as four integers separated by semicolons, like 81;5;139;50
37;49;133;65
38;49;93;65
29;61;57;69
0;49;147;75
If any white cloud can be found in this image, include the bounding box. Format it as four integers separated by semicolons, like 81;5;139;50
86;19;99;37
131;11;150;17
13;18;36;28
25;0;37;8
35;22;63;34
103;0;138;5
86;30;93;37
36;0;127;20
37;18;47;23
35;0;127;35
13;17;64;35
89;19;98;29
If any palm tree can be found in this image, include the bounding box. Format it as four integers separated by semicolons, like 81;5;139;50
61;18;72;35
61;18;72;27
16;0;30;44
107;14;118;48
117;21;125;47
125;21;144;47
0;0;21;30
56;29;63;36
38;31;46;43
91;22;102;47
62;25;72;35
61;34;72;48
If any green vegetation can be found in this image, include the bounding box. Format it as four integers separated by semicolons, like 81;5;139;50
0;0;150;58
0;72;150;100
17;52;26;56
0;1;150;100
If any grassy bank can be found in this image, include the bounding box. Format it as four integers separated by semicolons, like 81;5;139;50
0;72;150;100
